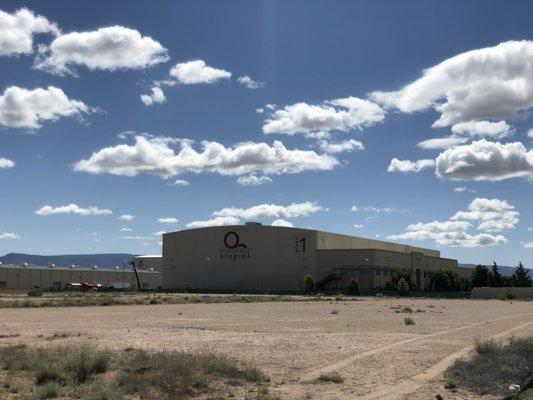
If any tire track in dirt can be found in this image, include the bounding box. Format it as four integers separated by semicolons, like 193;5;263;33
359;319;533;400
299;312;533;382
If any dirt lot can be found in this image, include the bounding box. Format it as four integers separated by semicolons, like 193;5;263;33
1;296;532;399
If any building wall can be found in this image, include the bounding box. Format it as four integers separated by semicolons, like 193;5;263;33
163;224;317;291
133;256;162;271
0;267;161;290
317;231;440;257
472;287;533;299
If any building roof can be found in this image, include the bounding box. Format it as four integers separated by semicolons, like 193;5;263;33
0;264;159;274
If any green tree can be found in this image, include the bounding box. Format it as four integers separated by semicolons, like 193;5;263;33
470;265;490;288
397;277;410;294
302;275;315;294
512;262;532;287
390;269;412;290
345;278;360;295
488;262;503;287
433;270;451;292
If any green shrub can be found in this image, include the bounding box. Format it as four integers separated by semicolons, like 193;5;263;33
404;316;415;325
317;372;344;383
302;275;315;294
28;289;43;297
397;277;410;294
474;338;503;354
345;278;360;295
36;382;61;399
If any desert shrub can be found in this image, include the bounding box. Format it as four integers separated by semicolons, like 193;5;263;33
345;278;360;295
501;288;516;300
474;338;503;355
397;278;410;294
35;382;61;399
317;372;344;383
27;289;43;297
302;275;315;294
404;316;415;325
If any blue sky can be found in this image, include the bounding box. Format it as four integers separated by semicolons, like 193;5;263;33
0;0;531;266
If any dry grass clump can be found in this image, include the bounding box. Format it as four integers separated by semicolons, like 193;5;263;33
445;336;533;397
317;371;344;383
404;316;416;325
0;344;268;400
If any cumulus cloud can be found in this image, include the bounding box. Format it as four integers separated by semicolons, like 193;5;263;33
453;186;476;193
35;25;169;75
74;135;338;178
35;204;112;216
236;175;273;186
528;129;533;138
388;197;516;247
451;120;511;138
0;232;21;240
140;86;166;106
417;136;469;150
387;158;435;173
436;140;533;181
237;75;265;89
272;219;293;227
0;157;14;169
168;60;231;84
353;224;364;229
0;86;91;129
172;179;190;186
0;8;59;56
371;40;533;127
524;242;533;249
319;139;364;154
120;227;132;232
451;198;519;232
186;216;240;228
158;217;178;224
263;97;385;136
118;214;134;221
213;201;326;220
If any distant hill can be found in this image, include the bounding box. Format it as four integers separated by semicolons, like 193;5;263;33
0;253;136;268
459;263;530;277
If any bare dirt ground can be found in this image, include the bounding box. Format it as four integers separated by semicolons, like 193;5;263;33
1;297;532;399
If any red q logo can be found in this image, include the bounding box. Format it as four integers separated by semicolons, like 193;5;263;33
224;231;247;249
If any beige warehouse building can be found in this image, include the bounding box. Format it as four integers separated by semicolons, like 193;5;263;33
0;264;161;290
162;223;459;292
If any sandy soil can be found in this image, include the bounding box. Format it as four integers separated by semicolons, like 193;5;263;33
1;297;532;399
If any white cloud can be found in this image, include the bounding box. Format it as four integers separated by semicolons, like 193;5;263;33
140;86;166;106
351;206;358;212
263;97;385;136
319;139;364;154
168;60;231;84
451;120;511;138
0;86;91;129
436;139;533;181
74;135;338;178
417;136;468;150
119;214;134;221
213;201;326;220
0;232;21;239
363;206;403;214
35;204;112;216
186;216;240;229
0;8;59;56
120;227;132;232
371;40;533;127
237;75;265;89
524;242;533;249
353;224;364;229
272;219;293;227
453;186;476;193
153;230;167;236
0;157;14;169
236;175;273;186
121;235;152;240
528;129;533;138
172;179;190;186
387;158;435;173
256;108;264;114
158;217;178;224
451;198;519;232
35;25;168;75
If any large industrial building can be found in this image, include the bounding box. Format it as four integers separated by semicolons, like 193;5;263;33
0;264;161;290
162;223;459;292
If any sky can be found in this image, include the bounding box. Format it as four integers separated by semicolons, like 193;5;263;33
0;0;531;266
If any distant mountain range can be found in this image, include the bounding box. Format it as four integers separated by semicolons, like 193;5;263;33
0;253;137;269
459;263;530;276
